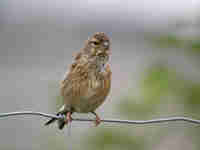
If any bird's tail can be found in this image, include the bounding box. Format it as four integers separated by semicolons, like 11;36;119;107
44;105;67;130
44;113;59;126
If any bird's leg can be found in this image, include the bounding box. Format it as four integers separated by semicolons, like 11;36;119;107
65;112;72;123
91;111;101;126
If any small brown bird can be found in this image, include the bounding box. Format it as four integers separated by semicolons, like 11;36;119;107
45;32;111;129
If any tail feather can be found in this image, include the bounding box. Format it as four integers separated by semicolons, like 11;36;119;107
58;119;66;130
44;113;59;126
45;113;66;129
44;111;68;130
45;105;70;130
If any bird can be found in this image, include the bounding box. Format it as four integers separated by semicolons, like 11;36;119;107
45;32;112;129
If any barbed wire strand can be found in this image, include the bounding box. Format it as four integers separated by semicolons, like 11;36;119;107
0;111;200;125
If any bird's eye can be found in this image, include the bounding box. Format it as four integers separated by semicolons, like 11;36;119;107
91;41;99;46
93;42;99;45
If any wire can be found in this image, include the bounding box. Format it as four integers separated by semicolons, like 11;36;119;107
0;111;200;125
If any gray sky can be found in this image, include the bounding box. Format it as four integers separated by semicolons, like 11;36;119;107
6;0;198;20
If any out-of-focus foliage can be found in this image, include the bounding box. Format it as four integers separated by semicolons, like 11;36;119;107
120;65;180;118
190;40;200;52
120;64;200;116
148;34;200;53
151;35;183;48
85;127;145;150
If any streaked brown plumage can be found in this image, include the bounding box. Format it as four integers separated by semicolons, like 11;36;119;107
45;32;111;129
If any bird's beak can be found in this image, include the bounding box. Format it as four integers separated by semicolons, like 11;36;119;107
103;41;109;49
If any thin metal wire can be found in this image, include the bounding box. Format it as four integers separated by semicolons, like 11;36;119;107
0;111;200;125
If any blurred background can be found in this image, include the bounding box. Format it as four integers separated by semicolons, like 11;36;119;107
0;0;200;149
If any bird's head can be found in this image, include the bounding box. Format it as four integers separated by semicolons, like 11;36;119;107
83;32;111;67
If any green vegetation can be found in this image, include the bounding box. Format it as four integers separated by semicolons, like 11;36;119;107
149;34;200;53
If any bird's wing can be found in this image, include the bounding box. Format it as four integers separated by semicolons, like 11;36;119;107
60;58;89;98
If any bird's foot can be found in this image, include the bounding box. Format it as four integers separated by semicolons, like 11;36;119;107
65;112;72;123
91;112;101;126
94;115;101;126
